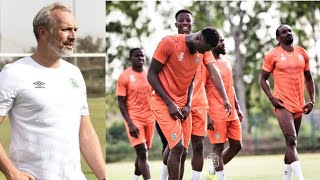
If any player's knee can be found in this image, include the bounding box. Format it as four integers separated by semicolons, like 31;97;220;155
182;148;188;158
138;150;148;161
231;141;242;152
213;144;224;153
171;142;184;155
285;134;297;147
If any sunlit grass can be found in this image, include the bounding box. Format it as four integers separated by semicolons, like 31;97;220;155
106;153;320;180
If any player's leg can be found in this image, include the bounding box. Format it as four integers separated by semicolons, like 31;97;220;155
160;145;170;180
191;135;204;178
190;109;207;180
134;143;150;180
213;143;225;180
155;120;168;154
153;109;189;180
124;122;143;179
276;108;304;180
179;148;188;180
207;120;228;180
290;115;303;180
177;114;192;180
222;138;241;165
167;140;184;180
222;120;242;165
133;156;141;179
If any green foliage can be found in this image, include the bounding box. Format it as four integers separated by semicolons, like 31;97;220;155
106;83;118;114
105;119;164;162
106;120;134;162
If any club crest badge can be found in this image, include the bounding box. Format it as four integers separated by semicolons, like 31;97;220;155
196;57;200;64
69;78;79;88
171;133;177;140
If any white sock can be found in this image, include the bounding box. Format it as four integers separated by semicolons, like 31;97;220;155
216;170;226;180
290;161;304;180
160;164;168;180
191;170;202;180
132;174;140;180
283;164;292;180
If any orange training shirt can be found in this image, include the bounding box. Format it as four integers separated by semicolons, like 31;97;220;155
116;67;154;123
205;55;238;122
262;46;310;114
152;34;214;109
191;59;209;110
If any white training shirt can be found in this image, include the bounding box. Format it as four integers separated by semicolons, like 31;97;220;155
0;57;89;180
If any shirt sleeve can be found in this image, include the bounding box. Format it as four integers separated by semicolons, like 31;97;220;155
262;51;274;72
0;64;18;116
76;68;89;116
300;47;310;71
203;51;216;65
152;36;174;64
116;72;127;96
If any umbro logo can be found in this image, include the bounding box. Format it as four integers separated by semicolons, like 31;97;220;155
33;81;45;88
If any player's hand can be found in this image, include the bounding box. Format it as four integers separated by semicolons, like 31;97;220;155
167;102;184;121
6;171;35;180
269;96;284;108
128;122;139;138
223;100;232;117
180;104;191;122
303;102;314;114
207;116;214;131
237;110;243;122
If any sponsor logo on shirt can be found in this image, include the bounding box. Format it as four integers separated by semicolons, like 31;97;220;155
33;81;45;88
69;78;79;88
130;74;136;83
178;52;184;61
280;53;286;61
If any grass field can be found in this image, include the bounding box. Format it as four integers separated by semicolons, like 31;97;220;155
0;97;105;179
106;153;320;180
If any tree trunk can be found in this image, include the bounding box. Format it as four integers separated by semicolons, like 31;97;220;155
227;1;248;131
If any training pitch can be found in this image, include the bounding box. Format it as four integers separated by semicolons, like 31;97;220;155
106;153;320;180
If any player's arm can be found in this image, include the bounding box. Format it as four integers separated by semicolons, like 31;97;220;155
147;58;184;120
79;115;105;180
303;70;315;114
180;74;195;121
233;87;243;122
118;96;139;138
0;116;35;180
205;62;231;116
260;70;283;108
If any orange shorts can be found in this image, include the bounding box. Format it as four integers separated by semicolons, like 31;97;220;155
124;120;155;149
207;120;242;144
152;109;191;149
191;109;207;137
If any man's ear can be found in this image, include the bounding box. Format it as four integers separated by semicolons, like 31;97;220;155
276;36;280;43
38;26;49;41
195;32;202;41
175;22;178;28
